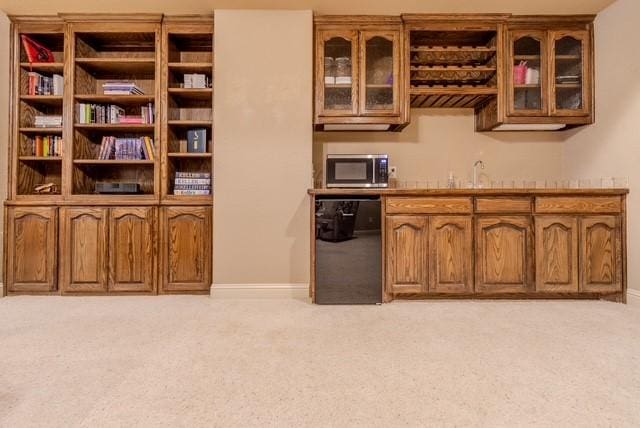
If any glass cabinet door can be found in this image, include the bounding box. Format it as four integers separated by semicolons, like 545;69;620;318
360;31;400;115
318;31;358;116
550;31;590;116
508;31;547;116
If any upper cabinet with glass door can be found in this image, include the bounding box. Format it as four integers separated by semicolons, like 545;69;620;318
314;16;408;131
550;31;590;117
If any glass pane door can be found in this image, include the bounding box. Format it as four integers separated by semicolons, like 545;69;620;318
361;32;398;115
319;32;357;116
509;31;547;116
551;31;589;116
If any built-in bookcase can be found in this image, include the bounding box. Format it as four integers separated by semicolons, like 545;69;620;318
12;20;65;198
68;19;161;197
161;17;214;202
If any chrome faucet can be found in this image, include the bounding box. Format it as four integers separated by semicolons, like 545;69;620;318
473;160;485;189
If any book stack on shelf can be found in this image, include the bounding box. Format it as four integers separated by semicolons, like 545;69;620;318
173;172;211;196
78;103;154;124
34;115;62;127
102;82;145;95
183;73;210;89
28;72;63;95
97;136;155;160
30;135;62;157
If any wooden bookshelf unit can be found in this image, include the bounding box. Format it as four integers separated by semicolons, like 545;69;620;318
4;15;213;296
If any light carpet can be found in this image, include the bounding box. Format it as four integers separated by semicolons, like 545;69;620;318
1;296;639;427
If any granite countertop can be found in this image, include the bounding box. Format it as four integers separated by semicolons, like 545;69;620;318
308;188;629;196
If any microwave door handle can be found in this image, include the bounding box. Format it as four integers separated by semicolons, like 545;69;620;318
371;160;376;185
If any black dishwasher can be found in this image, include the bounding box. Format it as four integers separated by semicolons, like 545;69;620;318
315;196;382;304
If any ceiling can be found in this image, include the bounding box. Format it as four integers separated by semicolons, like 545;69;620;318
0;0;617;16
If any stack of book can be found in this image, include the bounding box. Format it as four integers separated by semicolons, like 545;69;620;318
28;72;63;96
183;74;210;89
77;103;154;124
174;172;211;196
97;136;155;160
30;135;62;157
34;115;62;128
102;82;144;95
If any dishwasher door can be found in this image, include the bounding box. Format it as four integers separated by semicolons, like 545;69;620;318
315;196;382;304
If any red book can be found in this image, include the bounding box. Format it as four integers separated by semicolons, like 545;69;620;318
34;136;44;156
21;35;55;63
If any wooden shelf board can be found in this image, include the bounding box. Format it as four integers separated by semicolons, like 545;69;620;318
366;84;393;89
514;84;541;89
168;62;212;73
19;156;63;162
20;62;64;73
75;58;155;74
167;120;212;127
74;123;155;132
410;92;495;109
514;55;541;61
75;94;155;105
411;66;497;72
167;152;212;158
410;87;498;95
167;88;212;101
555;55;581;60
73;159;155;165
19;127;63;134
556;83;581;88
164;194;213;202
20;95;63;106
325;84;352;89
411;46;496;52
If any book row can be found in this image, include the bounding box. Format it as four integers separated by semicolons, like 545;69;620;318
27;72;63;96
77;103;155;125
97;136;155;160
29;135;63;157
34;115;62;127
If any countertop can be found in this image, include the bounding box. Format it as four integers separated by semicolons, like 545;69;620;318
308;188;629;196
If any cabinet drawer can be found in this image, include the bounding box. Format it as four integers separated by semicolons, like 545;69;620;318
535;197;622;214
386;197;472;214
475;197;532;213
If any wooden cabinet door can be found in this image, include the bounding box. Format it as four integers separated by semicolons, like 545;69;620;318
108;207;156;293
507;30;548;117
535;216;578;292
6;207;58;293
549;30;591;117
386;216;428;295
161;206;212;292
475;216;534;293
429;216;473;293
359;30;400;116
316;30;359;117
60;207;109;293
580;216;622;293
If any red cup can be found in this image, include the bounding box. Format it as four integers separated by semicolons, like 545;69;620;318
514;65;527;85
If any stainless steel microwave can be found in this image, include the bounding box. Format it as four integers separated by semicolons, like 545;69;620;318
325;154;389;188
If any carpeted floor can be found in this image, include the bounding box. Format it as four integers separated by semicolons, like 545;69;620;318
0;296;639;427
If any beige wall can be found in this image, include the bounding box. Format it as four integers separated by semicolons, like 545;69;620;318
213;10;313;288
563;0;640;292
316;110;566;188
0;11;9;289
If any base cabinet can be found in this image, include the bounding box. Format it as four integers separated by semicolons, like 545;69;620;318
386;216;428;294
161;206;212;293
475;216;534;293
429;216;473;293
60;208;109;294
580;216;622;293
535;216;579;292
6;207;58;293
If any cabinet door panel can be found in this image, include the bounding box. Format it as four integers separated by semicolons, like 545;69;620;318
360;30;400;116
550;30;591;117
109;207;155;293
429;216;472;293
580;216;622;293
60;208;108;293
386;216;428;294
476;216;534;293
6;207;58;292
507;30;548;117
317;30;359;117
535;216;578;292
161;206;211;292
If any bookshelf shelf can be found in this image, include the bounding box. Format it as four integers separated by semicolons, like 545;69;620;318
19;127;63;134
75;58;156;74
167;88;212;101
168;152;212;158
74;124;155;132
73;159;155;165
74;94;155;105
20;62;64;73
167;120;212;127
168;62;212;73
19;156;63;162
20;95;64;106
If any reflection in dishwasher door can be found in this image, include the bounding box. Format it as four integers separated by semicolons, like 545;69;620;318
315;196;382;304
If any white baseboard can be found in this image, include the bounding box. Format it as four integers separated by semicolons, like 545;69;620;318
210;283;310;301
627;288;640;301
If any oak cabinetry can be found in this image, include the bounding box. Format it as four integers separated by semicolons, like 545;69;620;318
109;207;156;293
475;216;534;293
429;216;473;293
386;216;428;294
314;16;408;131
535;216;579;292
160;206;211;293
6;207;58;293
60;207;109;293
579;216;622;293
